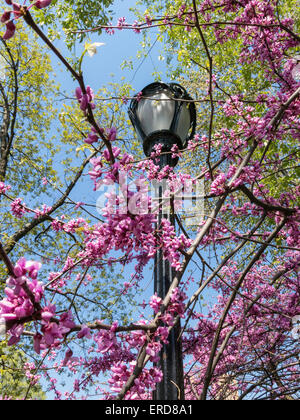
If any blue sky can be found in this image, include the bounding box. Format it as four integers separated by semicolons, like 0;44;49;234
51;0;168;96
81;1;165;90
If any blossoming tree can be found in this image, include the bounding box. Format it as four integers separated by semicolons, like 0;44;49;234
0;0;299;400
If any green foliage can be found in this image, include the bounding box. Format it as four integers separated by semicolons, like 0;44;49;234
0;24;59;194
33;0;115;48
0;341;46;400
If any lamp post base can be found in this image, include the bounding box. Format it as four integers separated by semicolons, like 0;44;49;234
153;322;185;400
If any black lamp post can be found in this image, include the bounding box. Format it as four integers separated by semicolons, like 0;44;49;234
129;82;196;400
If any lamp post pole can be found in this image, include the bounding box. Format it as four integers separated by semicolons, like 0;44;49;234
128;82;196;401
152;150;185;401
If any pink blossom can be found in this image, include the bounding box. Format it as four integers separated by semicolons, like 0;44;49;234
149;293;162;313
41;303;56;322
95;328;117;353
0;182;11;194
1;10;11;23
10;198;27;218
75;86;96;114
108;127;117;142
146;341;161;361
35;0;52;9
117;17;126;29
77;324;92;339
210;173;227;196
84;132;99;144
2;19;15;40
132;20;141;34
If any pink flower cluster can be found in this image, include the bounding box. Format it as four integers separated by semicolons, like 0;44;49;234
108;362;163;398
1;0;52;40
169;287;187;317
33;307;75;354
149;293;162;313
94;324;118;354
75;86;95;114
88;147;133;189
84;126;100;145
34;204;53;218
0;182;11;194
0;259;43;345
160;219;192;270
10;198;27;218
210;161;263;196
150;288;187;329
85;126;117;145
0;258;77;354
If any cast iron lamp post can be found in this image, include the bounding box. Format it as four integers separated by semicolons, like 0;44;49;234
128;82;196;400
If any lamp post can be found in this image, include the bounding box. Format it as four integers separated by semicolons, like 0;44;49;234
128;82;196;400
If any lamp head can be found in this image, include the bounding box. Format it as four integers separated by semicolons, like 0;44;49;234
129;82;196;167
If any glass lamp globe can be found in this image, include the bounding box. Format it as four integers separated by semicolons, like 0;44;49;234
129;82;196;166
